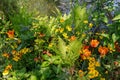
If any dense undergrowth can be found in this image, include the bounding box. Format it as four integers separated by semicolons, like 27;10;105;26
0;0;120;80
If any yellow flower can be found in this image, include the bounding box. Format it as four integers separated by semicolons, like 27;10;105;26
83;20;88;24
55;29;59;33
95;61;100;67
62;33;68;39
78;70;84;77
100;78;105;80
19;48;30;54
66;25;72;31
6;64;12;70
89;23;93;28
88;70;95;79
13;56;20;62
60;19;64;23
82;33;86;37
88;70;99;79
59;28;64;33
2;69;9;76
88;67;95;71
49;43;53;47
94;70;99;77
88;57;95;62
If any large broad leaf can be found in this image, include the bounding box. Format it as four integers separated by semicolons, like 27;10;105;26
113;14;120;21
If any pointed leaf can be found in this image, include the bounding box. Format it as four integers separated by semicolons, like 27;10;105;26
112;33;119;42
113;14;120;21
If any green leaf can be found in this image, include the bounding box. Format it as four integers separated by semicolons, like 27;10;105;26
112;33;119;42
41;61;50;67
66;38;83;66
58;37;67;59
113;14;120;21
29;75;38;80
103;16;108;23
48;56;62;64
100;33;109;39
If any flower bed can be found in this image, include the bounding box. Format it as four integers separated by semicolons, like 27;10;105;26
0;1;120;80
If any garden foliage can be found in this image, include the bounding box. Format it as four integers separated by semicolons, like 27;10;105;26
0;0;120;80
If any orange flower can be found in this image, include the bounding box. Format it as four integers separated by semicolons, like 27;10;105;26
83;49;91;57
78;70;84;77
81;49;91;60
98;46;109;56
6;30;14;38
6;64;12;70
60;19;64;23
90;39;99;48
70;36;76;41
80;54;87;60
39;33;45;37
2;53;10;58
12;50;17;55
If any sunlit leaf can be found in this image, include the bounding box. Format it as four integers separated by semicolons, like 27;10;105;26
113;14;120;21
112;33;119;42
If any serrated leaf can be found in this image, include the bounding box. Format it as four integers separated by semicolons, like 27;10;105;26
66;38;83;66
58;37;67;59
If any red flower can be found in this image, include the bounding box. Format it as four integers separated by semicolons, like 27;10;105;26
83;45;90;49
90;39;99;48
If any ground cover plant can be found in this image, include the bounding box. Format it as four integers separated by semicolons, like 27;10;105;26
0;0;120;80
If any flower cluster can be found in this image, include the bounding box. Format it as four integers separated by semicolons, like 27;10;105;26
0;3;120;79
2;64;12;76
87;57;100;79
12;48;31;61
